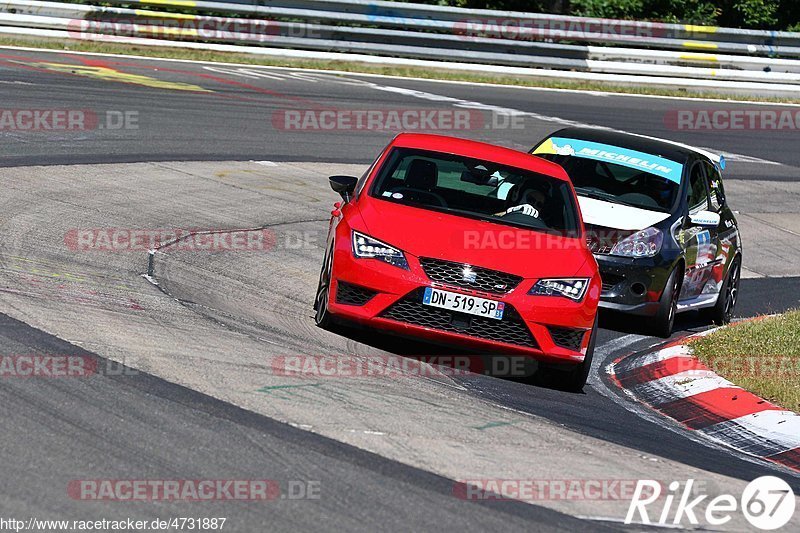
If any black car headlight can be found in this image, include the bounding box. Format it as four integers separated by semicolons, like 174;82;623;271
610;227;663;258
529;278;589;301
352;231;409;270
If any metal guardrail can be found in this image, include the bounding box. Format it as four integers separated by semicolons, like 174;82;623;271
86;0;800;53
2;0;800;90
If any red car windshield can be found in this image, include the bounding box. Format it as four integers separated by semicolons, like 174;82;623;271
369;148;581;235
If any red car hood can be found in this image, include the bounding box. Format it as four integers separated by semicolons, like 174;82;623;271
356;198;589;279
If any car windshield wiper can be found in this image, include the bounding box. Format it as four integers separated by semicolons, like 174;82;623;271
574;187;637;208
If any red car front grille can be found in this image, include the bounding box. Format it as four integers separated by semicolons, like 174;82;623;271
419;257;522;295
547;326;587;352
335;282;377;306
380;289;537;349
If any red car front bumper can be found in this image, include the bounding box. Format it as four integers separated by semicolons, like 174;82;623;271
326;237;600;365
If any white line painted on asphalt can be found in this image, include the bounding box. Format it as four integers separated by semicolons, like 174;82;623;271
204;65;288;81
1;45;788;167
354;81;785;168
720;152;783;165
5;42;800;108
201;62;789;169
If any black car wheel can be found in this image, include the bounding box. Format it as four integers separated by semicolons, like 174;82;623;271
551;315;598;393
702;256;741;326
314;244;334;329
652;267;681;338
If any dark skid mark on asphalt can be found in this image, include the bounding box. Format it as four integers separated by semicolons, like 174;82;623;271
0;51;316;108
68;54;320;107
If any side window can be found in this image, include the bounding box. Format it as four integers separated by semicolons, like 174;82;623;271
687;163;709;214
703;161;724;212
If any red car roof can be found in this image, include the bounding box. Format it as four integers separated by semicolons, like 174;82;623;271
390;133;570;182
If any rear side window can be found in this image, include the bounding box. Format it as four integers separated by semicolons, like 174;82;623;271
702;161;724;211
687;163;709;214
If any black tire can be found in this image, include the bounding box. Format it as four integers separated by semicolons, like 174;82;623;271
652;267;681;338
313;244;334;329
552;315;598;393
702;256;741;326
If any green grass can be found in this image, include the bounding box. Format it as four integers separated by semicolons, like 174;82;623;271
691;311;800;411
2;35;800;104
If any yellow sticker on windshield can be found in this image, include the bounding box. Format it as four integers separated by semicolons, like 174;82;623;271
535;137;683;183
533;138;557;155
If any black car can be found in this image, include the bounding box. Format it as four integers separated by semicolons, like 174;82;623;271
531;128;742;337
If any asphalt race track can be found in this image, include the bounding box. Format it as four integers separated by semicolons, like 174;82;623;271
1;47;799;531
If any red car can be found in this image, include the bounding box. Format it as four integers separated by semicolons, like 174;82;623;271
314;134;601;390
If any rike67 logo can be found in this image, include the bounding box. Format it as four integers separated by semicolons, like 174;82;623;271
626;477;796;530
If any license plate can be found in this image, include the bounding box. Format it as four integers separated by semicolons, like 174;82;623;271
422;287;504;320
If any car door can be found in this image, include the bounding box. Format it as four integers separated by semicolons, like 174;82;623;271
702;160;737;291
680;161;718;300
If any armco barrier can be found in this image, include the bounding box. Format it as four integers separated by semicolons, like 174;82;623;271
2;0;800;93
76;0;800;55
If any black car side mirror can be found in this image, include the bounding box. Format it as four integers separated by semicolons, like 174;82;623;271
329;175;358;202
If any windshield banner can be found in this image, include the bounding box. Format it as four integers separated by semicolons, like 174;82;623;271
534;137;683;183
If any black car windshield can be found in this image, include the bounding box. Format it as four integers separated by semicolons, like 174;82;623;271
533;137;684;212
369;147;580;234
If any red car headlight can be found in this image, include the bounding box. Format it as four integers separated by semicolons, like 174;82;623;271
529;278;590;302
352;231;409;270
